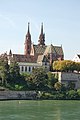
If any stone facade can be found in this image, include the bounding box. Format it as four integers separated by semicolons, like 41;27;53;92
52;72;80;89
0;91;37;100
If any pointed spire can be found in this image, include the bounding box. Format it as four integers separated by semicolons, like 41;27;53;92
26;22;31;38
38;23;45;46
24;22;31;56
41;23;43;34
9;49;12;56
28;22;30;34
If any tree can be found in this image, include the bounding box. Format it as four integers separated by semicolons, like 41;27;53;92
77;89;80;98
9;61;21;85
54;82;62;91
47;72;57;89
75;62;80;72
0;58;9;85
67;82;75;90
28;68;48;90
53;60;76;72
66;90;78;99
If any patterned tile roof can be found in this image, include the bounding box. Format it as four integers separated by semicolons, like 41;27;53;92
37;55;49;63
44;44;56;55
54;46;64;55
33;45;46;54
44;44;64;56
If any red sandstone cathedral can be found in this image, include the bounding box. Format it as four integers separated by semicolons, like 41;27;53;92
1;23;64;73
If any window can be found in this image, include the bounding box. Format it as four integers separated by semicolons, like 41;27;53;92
25;66;27;72
22;66;24;72
29;66;31;72
45;62;47;65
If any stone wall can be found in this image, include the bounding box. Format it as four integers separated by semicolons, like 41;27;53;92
0;91;37;100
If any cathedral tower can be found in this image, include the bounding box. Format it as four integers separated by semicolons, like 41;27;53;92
38;23;45;45
24;23;31;56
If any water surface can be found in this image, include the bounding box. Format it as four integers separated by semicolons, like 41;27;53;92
0;100;80;120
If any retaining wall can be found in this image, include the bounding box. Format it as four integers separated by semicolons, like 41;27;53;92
0;91;37;100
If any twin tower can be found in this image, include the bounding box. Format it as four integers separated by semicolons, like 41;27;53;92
24;23;45;56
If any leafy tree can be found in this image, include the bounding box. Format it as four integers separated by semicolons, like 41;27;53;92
67;82;75;90
28;68;48;90
9;61;21;85
77;89;80;98
47;72;57;89
53;60;76;72
75;62;80;72
66;90;78;99
20;72;31;90
54;82;62;91
0;58;9;85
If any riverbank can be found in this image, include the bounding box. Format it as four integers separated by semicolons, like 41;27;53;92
0;90;80;100
0;91;37;100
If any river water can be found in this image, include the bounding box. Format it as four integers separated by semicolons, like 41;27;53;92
0;100;80;120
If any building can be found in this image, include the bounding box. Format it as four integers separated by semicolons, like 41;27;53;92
2;23;64;73
52;72;80;89
72;54;80;62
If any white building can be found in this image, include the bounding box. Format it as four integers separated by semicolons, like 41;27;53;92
72;54;80;62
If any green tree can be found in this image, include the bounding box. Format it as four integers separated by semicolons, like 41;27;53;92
0;58;9;85
77;89;80;99
47;72;57;89
67;82;75;90
54;82;62;91
75;62;80;72
53;60;76;72
28;68;48;90
9;61;20;85
66;90;78;99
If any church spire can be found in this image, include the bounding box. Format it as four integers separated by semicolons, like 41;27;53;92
27;22;30;34
24;22;31;56
41;23;43;34
38;23;45;46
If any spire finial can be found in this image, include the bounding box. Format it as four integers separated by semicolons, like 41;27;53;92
28;22;30;33
41;22;43;34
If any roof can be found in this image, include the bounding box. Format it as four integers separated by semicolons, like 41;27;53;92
77;54;80;58
54;46;64;55
44;44;56;54
12;54;37;63
37;55;49;63
33;45;46;54
9;44;64;63
44;44;64;55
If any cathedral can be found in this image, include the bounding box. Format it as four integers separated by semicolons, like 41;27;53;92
7;23;64;73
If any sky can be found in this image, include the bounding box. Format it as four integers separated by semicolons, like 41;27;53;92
0;0;80;60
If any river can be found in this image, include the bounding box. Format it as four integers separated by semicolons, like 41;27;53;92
0;100;80;120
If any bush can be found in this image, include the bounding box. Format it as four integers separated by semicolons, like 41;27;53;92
66;90;78;99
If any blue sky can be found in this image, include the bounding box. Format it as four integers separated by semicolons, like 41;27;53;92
0;0;80;59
